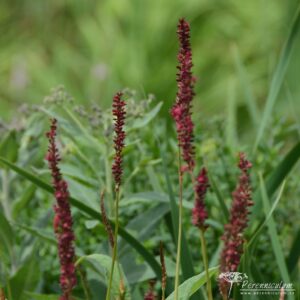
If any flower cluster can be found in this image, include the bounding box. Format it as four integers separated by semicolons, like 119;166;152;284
46;118;76;299
171;18;196;171
144;280;157;300
219;153;253;298
192;168;209;229
112;92;126;189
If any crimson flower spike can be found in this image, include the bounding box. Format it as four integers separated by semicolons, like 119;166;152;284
192;167;209;229
219;153;253;299
171;18;196;172
144;280;157;300
46;119;76;300
112;91;126;190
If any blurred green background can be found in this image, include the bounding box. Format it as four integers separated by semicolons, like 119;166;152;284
1;0;300;120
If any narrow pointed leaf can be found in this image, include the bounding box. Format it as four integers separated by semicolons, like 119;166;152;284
259;174;292;299
287;229;300;274
166;267;219;300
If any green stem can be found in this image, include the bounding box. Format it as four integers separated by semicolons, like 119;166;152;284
199;229;213;300
174;150;183;300
162;288;166;300
106;187;120;300
1;170;11;221
77;264;92;300
104;144;113;215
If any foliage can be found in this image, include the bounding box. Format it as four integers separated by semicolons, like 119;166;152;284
0;83;299;298
1;2;300;299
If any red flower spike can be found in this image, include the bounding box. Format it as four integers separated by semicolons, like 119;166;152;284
112;92;126;189
46;119;76;299
219;153;253;298
144;280;157;300
171;18;196;171
192;167;209;229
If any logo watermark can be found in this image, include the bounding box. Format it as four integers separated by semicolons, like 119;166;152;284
218;272;295;297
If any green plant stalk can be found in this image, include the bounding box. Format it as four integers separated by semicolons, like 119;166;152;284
1;170;11;221
174;149;183;300
162;289;166;300
77;264;92;300
105;143;113;214
199;229;213;300
106;188;120;300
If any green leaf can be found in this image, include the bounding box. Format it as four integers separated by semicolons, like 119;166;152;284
121;191;169;206
124;203;169;242
0;211;14;262
0;157;163;286
248;181;286;248
24;293;63;300
76;254;131;299
131;102;163;129
166;267;219;300
120;192;192;209
254;6;300;150
259;174;293;300
16;224;56;245
287;229;300;274
0;130;19;167
60;163;99;188
12;184;36;219
8;255;40;300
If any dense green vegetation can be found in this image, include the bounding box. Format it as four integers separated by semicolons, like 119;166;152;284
1;1;300;120
0;1;300;299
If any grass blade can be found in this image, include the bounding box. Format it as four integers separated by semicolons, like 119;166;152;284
287;229;300;274
259;173;293;300
248;180;286;247
166;267;218;300
254;6;300;151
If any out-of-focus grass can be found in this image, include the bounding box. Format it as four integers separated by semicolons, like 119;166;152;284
0;0;300;121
